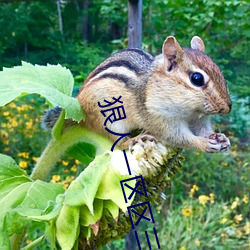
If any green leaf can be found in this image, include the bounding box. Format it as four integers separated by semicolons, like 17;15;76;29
52;109;65;139
20;181;64;213
0;176;32;201
56;205;80;250
64;153;110;213
1;181;64;239
103;200;119;219
0;231;10;250
66;142;96;165
0;154;30;181
27;198;63;222
0;182;33;218
79;199;103;227
0;182;32;248
45;220;56;249
96;167;135;212
2;210;30;237
64;151;136;214
80;226;92;240
0;62;85;122
0;154;65;245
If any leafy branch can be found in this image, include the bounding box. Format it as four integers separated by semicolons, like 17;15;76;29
0;63;182;249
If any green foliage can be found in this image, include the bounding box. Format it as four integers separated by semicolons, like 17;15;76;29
61;42;110;86
214;97;250;139
0;62;137;248
0;0;249;100
66;142;96;165
0;1;249;249
144;196;249;249
107;142;250;249
0;62;84;122
0;154;64;249
0;96;48;175
174;147;250;203
143;0;250;99
0;141;137;249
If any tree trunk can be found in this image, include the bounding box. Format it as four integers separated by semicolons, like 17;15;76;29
128;0;142;49
126;2;143;247
82;0;89;41
56;0;63;36
125;229;137;250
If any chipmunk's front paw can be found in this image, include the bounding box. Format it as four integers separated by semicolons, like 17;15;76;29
128;134;156;152
206;133;230;152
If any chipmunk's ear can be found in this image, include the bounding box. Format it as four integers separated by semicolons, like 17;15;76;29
191;36;205;52
162;36;184;63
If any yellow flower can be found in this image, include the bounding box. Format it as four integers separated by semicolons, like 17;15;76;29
0;130;8;138
198;195;210;206
236;229;242;237
32;157;39;162
209;193;215;204
244;221;250;234
234;214;243;224
17;105;31;112
62;160;69;166
75;159;81;165
3;138;9;145
26;121;33;129
3;111;9;116
243;195;248;204
179;247;186;250
63;182;69;189
71;165;77;172
231;198;240;209
9;102;16;108
220;217;228;224
232;150;237;156
221;162;228;167
51;175;61;183
194;238;201;247
182;207;192;217
19;161;28;169
221;232;227;238
11;119;18;127
66;176;75;182
4;147;10;152
189;184;199;197
18;152;30;159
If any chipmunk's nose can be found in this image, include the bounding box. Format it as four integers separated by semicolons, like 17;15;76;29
219;101;232;114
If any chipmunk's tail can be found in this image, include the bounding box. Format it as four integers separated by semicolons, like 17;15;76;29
41;106;62;130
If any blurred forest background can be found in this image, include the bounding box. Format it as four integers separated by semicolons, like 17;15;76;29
0;0;249;249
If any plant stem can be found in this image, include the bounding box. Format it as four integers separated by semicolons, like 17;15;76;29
10;232;24;250
11;127;112;249
30;126;113;181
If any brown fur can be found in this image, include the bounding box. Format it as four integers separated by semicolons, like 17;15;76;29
77;36;232;152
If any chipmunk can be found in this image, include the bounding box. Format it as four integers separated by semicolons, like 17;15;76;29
43;36;232;153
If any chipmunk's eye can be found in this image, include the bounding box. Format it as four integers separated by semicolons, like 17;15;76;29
190;72;204;87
